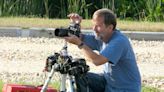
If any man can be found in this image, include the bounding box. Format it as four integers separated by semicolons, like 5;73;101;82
65;8;141;92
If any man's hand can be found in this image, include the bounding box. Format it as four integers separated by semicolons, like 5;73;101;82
67;13;82;24
64;35;82;46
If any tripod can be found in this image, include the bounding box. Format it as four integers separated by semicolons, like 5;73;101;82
41;41;89;92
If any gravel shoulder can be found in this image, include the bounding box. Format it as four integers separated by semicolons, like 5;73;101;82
0;37;164;90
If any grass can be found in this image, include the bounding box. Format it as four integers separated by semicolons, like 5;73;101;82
142;85;164;92
117;20;164;32
0;80;163;92
0;81;3;92
0;17;164;32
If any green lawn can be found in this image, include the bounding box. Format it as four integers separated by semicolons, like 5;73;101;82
0;17;164;32
0;81;3;92
142;85;164;92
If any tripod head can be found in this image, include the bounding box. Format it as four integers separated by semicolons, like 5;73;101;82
44;41;89;77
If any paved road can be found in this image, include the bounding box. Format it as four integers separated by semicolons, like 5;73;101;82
0;27;164;40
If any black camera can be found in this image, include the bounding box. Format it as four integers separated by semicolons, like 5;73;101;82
68;58;89;76
54;23;81;37
44;53;60;72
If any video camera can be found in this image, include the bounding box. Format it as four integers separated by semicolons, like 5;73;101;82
54;23;81;37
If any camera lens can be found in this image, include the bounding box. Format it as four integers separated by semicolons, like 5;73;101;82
54;28;70;37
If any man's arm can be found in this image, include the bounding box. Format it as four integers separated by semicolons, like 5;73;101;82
80;42;108;66
65;35;108;66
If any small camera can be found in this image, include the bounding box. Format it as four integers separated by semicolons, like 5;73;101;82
54;23;81;37
44;53;60;72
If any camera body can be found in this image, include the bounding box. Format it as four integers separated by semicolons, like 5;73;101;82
54;23;81;37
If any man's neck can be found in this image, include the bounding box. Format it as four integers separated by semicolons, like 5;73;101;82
103;31;114;43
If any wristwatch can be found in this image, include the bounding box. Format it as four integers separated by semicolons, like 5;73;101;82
78;42;84;49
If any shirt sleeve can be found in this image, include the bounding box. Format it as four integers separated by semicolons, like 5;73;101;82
82;34;99;50
100;38;126;65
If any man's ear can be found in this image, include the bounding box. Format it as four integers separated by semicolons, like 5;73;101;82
108;24;114;30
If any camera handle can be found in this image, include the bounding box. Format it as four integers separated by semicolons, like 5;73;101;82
41;41;75;92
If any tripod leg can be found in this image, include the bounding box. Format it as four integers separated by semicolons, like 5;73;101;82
67;75;74;92
41;65;56;92
60;74;67;92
